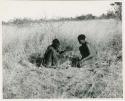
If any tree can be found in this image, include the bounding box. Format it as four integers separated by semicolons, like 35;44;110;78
106;11;116;19
85;14;96;20
110;2;122;20
76;14;96;20
76;15;86;20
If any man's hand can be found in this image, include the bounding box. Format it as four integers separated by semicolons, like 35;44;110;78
65;46;73;51
59;46;73;54
77;59;86;67
81;58;86;63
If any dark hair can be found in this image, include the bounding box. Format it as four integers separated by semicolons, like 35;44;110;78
78;34;86;41
52;39;60;45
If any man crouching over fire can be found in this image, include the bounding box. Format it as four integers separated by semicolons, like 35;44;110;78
42;39;72;67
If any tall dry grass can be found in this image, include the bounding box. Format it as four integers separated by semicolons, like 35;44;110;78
2;19;122;98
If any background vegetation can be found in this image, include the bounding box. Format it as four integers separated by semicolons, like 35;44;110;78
2;2;122;98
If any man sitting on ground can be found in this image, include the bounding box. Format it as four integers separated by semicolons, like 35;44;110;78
42;39;70;67
77;34;97;67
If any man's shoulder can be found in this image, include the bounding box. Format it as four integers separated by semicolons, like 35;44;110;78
86;42;92;47
46;45;53;50
47;45;56;51
79;45;82;50
86;41;90;44
79;42;89;48
47;45;52;49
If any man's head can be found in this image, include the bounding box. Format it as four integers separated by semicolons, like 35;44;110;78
78;34;86;44
52;39;60;48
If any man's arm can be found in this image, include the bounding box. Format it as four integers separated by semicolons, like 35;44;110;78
43;47;53;66
81;43;96;62
59;50;66;54
58;46;72;54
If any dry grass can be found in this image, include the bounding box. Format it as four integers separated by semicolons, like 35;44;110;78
2;19;122;98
